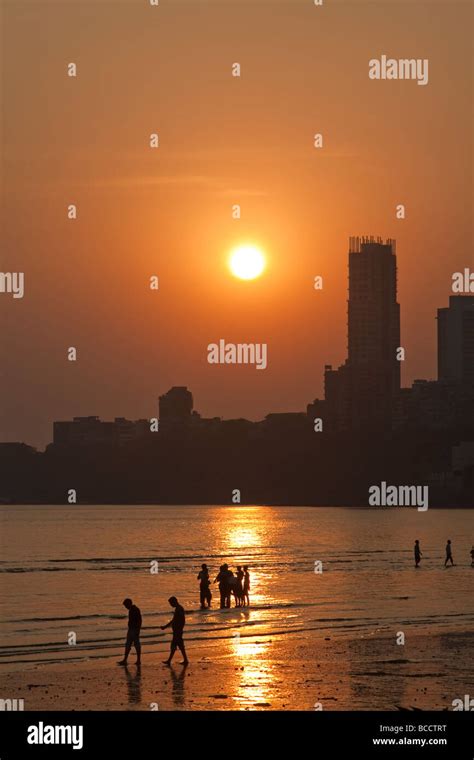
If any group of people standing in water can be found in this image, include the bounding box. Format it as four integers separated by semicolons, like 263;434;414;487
197;563;250;609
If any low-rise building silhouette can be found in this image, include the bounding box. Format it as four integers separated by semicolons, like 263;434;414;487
53;416;150;447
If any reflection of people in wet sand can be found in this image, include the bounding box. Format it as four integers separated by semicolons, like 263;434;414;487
118;598;142;667
197;563;212;609
445;540;454;566
169;664;187;708
161;596;189;666
122;663;142;705
243;565;250;606
414;540;422;568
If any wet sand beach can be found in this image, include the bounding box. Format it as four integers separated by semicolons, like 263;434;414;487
2;628;472;711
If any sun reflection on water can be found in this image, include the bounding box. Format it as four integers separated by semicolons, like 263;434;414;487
231;634;274;709
223;507;268;551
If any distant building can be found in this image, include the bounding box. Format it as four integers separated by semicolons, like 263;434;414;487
440;441;474;502
437;295;474;386
0;442;37;455
158;386;194;432
53;416;150;447
262;412;309;434
452;441;474;474
393;295;474;431
306;398;326;425
194;415;221;432
393;379;474;430
54;417;114;446
322;237;400;431
347;236;400;390
452;441;474;497
0;443;38;503
113;418;150;445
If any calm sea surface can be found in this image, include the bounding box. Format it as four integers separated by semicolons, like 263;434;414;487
1;506;473;668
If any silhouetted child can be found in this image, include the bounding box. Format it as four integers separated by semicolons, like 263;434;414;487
118;598;142;667
445;540;454;567
161;596;188;666
235;566;244;607
226;568;235;608
243;566;250;606
414;540;422;567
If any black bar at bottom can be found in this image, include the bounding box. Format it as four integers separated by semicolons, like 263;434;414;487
0;711;473;757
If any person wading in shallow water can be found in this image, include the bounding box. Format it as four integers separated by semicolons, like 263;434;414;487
161;596;189;666
414;540;422;568
197;563;212;609
242;565;251;606
118;598;142;667
214;564;232;608
234;566;244;607
444;539;454;567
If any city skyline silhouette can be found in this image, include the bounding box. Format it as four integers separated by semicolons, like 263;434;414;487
2;238;472;507
1;1;472;453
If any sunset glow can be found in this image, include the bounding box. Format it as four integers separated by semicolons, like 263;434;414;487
1;0;472;736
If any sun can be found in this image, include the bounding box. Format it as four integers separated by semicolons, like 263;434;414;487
228;245;266;280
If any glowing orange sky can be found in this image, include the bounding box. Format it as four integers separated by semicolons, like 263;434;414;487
1;0;472;448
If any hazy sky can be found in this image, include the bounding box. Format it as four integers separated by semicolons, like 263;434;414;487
1;0;472;449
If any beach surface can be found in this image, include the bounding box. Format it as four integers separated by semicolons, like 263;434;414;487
2;628;473;711
1;505;473;710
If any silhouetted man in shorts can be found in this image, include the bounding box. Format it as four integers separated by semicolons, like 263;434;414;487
161;596;189;666
118;598;142;667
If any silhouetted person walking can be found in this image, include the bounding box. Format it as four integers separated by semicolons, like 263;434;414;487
197;563;212;609
243;565;250;606
414;540;422;568
471;546;474;567
161;596;188;666
118;598;142;667
445;540;454;566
